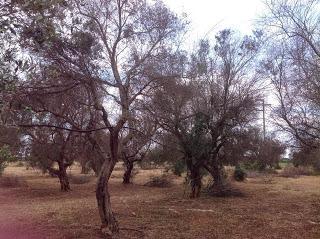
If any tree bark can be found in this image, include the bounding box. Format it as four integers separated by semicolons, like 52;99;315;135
58;172;71;192
57;162;71;192
96;132;119;234
47;161;70;192
205;159;226;196
96;159;118;234
122;159;133;184
212;163;224;190
185;156;202;198
189;166;201;198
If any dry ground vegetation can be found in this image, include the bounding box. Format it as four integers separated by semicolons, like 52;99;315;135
0;164;319;239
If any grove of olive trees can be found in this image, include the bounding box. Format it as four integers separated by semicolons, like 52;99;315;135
0;0;319;238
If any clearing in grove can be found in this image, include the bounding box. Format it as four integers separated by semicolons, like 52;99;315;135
0;165;319;239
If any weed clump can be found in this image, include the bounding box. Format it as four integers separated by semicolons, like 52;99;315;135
205;178;244;197
233;165;247;182
144;174;172;188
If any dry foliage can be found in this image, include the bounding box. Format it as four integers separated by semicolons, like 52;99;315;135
144;174;173;188
205;179;244;197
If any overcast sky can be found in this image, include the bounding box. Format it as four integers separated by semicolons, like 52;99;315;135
163;0;266;40
162;0;285;141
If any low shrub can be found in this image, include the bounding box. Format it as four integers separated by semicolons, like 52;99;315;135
172;160;186;177
233;166;246;182
139;161;158;170
205;179;244;197
0;146;15;176
144;174;172;188
0;176;28;188
274;164;282;170
242;161;266;171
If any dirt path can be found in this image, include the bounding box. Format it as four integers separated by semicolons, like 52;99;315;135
0;188;61;239
0;223;46;239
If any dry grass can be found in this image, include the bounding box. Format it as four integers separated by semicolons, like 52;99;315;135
69;175;93;185
280;166;314;178
0;165;319;239
0;176;28;188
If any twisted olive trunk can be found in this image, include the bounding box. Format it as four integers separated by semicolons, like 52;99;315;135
96;159;118;233
48;162;71;192
58;161;70;192
211;164;224;190
58;170;70;192
205;158;226;195
189;166;201;198
122;159;133;184
96;132;119;234
185;157;202;198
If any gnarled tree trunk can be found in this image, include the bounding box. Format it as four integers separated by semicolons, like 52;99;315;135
96;159;118;234
57;161;71;192
205;159;226;196
189;166;202;198
58;172;70;192
211;164;225;190
48;161;71;192
185;157;202;198
96;132;119;234
122;159;133;184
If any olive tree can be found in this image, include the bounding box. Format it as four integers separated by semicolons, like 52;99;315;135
14;0;186;234
222;127;286;170
262;0;320;148
189;31;262;193
151;30;262;196
25;117;82;191
0;1;25;173
121;113;156;184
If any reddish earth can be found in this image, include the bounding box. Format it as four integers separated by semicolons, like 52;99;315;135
1;166;320;239
0;224;47;239
0;187;60;239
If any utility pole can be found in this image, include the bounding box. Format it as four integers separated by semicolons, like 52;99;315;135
257;99;271;141
262;99;266;141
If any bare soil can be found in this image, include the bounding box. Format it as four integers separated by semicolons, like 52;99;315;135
0;165;319;239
